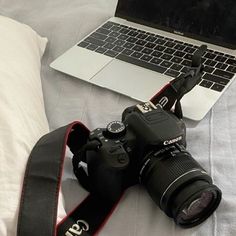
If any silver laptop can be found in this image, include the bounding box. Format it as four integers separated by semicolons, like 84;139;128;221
50;0;236;121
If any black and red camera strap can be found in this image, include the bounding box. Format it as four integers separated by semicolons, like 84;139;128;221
17;121;121;236
17;46;206;236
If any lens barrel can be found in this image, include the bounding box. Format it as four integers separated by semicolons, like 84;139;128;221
140;144;221;228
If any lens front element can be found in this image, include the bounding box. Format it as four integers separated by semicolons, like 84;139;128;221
173;183;221;228
178;191;213;221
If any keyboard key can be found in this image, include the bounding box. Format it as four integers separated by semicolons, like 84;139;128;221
204;52;216;60
165;69;180;78
150;57;162;65
111;26;121;32
171;63;183;71
184;54;193;60
118;34;129;40
133;45;144;51
174;44;185;51
105;37;116;43
140;55;153;62
211;83;225;92
155;45;165;51
142;48;153;54
204;66;215;73
104;50;119;57
136;40;146;46
146;36;156;42
95;47;107;54
226;66;236;73
84;37;106;46
123;42;135;49
204;60;217;67
86;44;99;51
213;69;234;79
155;39;166;45
96;28;111;35
171;57;183;64
164;41;176;48
104;42;115;50
77;41;89;48
113;46;124;53
216;62;227;70
145;42;156;48
226;58;236;66
117;54;166;73
126;37;138;43
184;47;196;54
161;54;172;61
174;51;185;58
127;30;138;37
137;33;148;40
151;51;163;58
109;32;120;37
102;22;114;29
164;48;175;55
90;32;107;40
160;60;173;68
114;39;125;46
199;80;213;88
203;73;230;86
122;49;133;56
119;28;130;34
131;51;143;58
215;55;227;63
181;60;192;67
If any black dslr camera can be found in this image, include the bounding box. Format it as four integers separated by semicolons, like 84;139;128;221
73;101;221;228
72;46;221;228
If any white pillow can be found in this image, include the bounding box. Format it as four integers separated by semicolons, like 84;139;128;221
0;16;65;236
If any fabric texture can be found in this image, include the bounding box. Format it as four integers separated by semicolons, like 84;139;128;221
0;15;65;236
1;1;236;236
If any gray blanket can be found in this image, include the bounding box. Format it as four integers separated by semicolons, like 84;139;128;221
1;1;236;235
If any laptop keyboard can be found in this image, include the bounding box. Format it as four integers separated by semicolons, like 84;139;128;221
78;21;236;93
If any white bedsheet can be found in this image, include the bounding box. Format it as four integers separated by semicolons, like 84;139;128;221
1;0;236;235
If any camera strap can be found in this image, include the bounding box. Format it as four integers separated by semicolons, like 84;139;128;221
151;44;206;118
17;121;121;236
17;45;206;236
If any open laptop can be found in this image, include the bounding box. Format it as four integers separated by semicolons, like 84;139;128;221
50;0;236;121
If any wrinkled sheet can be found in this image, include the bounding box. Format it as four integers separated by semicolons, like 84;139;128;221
1;0;236;235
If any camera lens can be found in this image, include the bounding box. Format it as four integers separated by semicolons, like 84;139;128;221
178;191;214;221
140;144;222;228
172;180;221;227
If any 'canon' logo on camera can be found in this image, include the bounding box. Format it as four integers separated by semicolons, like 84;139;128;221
65;220;89;236
163;136;182;145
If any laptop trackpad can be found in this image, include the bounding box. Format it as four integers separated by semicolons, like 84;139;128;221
91;59;172;101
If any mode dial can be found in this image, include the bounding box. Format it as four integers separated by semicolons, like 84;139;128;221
105;121;126;139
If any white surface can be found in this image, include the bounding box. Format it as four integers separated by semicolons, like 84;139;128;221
1;1;236;236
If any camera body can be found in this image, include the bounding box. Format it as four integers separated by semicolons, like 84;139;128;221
86;102;185;198
76;101;221;228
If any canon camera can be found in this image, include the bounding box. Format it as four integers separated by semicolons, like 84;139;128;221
72;101;221;228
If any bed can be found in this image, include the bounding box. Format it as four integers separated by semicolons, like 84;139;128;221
0;0;236;235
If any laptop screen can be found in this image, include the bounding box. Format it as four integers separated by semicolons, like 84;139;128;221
115;0;236;49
